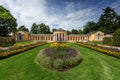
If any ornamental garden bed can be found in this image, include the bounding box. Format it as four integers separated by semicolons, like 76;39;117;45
75;42;120;59
0;41;47;59
36;42;82;71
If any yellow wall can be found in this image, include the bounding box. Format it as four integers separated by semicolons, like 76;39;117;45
15;31;104;42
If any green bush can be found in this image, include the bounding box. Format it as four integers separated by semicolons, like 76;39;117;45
103;37;113;46
113;37;120;46
54;58;63;70
103;37;120;47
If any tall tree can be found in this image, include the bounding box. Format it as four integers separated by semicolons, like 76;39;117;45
0;6;17;37
39;23;51;34
18;25;29;32
30;23;39;34
83;21;97;34
98;6;117;34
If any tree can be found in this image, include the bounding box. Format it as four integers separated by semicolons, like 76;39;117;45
31;23;51;34
78;29;83;34
114;28;120;37
83;21;97;34
30;23;39;34
38;23;51;34
18;25;29;32
71;29;79;34
98;6;117;34
52;28;57;33
0;6;17;37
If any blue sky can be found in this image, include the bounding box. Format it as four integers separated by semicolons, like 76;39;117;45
0;0;120;30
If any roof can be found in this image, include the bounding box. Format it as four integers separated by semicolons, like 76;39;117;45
54;28;66;32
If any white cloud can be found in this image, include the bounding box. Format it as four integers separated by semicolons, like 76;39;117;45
2;0;119;31
111;0;120;14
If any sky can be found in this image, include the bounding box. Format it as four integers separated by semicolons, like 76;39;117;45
0;0;120;31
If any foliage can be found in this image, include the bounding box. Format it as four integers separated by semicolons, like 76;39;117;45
103;37;113;46
18;25;29;32
36;43;82;71
98;6;118;34
114;28;120;37
83;6;120;34
75;42;120;59
103;37;120;47
0;6;17;37
31;23;51;34
0;37;15;47
83;21;97;34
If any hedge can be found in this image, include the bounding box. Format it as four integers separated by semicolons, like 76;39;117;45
103;37;120;47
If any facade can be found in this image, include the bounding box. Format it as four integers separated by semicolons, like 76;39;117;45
15;28;104;42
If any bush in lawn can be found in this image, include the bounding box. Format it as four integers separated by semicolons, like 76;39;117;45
36;42;82;71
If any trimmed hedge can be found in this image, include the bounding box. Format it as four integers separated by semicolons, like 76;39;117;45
103;37;120;47
0;37;15;47
0;42;47;59
75;42;120;59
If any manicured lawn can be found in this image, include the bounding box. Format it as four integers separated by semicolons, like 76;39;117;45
89;41;103;45
0;43;120;80
16;41;33;45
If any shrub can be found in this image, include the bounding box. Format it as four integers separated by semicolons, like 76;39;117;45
54;58;63;70
103;37;113;46
103;37;120;47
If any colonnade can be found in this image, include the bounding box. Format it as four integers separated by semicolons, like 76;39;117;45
67;36;89;41
29;36;53;41
54;32;67;42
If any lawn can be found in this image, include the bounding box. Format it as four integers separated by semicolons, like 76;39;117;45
88;41;103;45
0;43;120;80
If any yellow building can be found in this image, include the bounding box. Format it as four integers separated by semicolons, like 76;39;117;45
15;28;104;42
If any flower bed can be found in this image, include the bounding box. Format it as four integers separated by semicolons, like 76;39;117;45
75;42;120;59
0;41;47;59
36;42;82;71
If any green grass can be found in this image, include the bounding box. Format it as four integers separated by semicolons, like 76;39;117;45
89;41;103;45
16;41;33;45
0;43;120;80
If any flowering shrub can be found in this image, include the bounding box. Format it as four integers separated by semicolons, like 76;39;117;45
0;42;47;59
36;43;82;71
50;42;68;50
75;42;120;59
